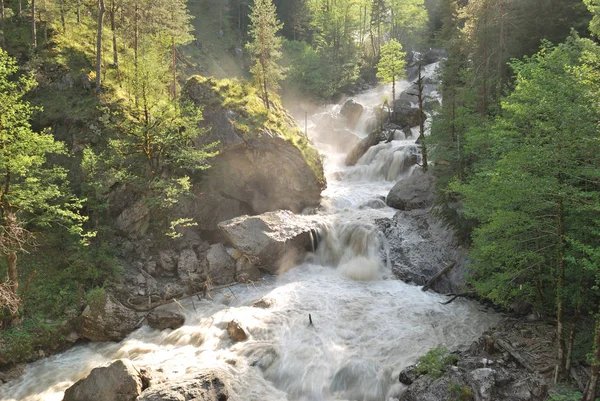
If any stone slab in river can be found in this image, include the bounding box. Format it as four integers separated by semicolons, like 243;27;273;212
80;294;139;342
62;359;142;401
386;170;436;211
218;210;316;274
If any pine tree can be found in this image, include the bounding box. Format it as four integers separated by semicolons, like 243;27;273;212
247;0;286;110
376;39;406;118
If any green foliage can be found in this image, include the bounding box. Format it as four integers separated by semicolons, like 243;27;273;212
416;346;459;379
0;317;63;364
549;388;584;401
455;36;600;311
85;287;106;309
247;0;287;108
449;383;473;401
376;39;407;85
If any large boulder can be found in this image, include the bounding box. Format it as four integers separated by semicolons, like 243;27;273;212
339;99;364;128
345;130;386;166
392;106;427;128
218;210;316;274
80;294;139;342
205;244;236;285
62;359;143;401
386;170;436;211
138;372;228;401
183;76;325;235
377;208;467;293
147;310;185;331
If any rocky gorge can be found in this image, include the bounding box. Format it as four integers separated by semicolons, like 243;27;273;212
0;51;568;401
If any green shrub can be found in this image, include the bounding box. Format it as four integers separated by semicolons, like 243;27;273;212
449;383;473;401
85;287;106;309
416;346;459;379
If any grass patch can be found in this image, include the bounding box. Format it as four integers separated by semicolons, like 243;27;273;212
416;346;460;379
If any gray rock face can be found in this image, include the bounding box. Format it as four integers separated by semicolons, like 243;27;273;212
80;295;139;342
399;321;551;401
392;106;427;128
147;310;185;331
339;99;365;128
218;210;316;274
377;209;466;294
138;372;228;401
205;244;236;285
62;359;143;401
177;248;200;282
184;77;325;235
115;199;150;238
345;130;386;166
386;170;436;211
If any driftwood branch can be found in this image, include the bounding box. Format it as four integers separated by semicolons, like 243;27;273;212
495;338;536;373
439;292;472;305
422;261;457;292
125;282;240;312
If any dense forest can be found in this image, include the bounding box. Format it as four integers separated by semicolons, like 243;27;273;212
1;0;600;399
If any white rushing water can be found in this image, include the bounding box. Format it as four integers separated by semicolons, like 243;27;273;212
0;61;499;401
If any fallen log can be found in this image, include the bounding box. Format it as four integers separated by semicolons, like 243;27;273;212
422;260;456;292
125;282;242;312
495;338;536;373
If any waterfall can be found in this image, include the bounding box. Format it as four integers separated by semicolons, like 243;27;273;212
0;59;498;401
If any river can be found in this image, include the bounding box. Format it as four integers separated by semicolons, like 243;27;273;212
0;60;499;401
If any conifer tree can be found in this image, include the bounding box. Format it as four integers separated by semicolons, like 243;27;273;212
376;39;406;118
247;0;286;109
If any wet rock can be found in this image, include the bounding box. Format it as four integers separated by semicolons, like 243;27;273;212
339;99;364;128
158;250;178;276
392;106;427;128
400;369;469;401
399;364;420;385
0;363;25;384
62;359;143;401
468;368;495;401
252;297;275;309
227;320;248;342
386;170;436;211
345;130;386;166
205;244;236;285
399;320;553;401
177;248;200;281
147;310;185;331
218;210;316;274
377;208;467;293
138;372;227;401
424;98;441;112
80;294;139;342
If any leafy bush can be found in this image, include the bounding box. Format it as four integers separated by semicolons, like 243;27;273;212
449;383;473;401
416;346;459;379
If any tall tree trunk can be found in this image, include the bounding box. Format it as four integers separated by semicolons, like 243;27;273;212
1;0;5;48
110;0;119;83
18;0;22;17
59;0;66;32
565;267;584;374
77;0;81;24
171;35;177;100
6;252;18;294
41;0;46;44
583;314;600;401
417;64;428;172
95;0;105;92
31;0;37;49
554;198;566;383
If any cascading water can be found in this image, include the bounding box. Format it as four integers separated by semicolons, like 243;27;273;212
0;60;498;401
